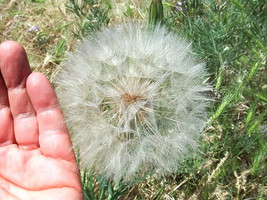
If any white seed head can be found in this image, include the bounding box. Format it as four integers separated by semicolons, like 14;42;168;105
55;23;211;183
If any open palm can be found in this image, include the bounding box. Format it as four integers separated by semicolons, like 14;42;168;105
0;41;83;200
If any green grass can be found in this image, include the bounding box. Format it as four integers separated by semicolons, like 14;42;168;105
67;0;110;39
162;0;266;198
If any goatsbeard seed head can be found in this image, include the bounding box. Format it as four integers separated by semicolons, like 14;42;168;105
55;23;211;183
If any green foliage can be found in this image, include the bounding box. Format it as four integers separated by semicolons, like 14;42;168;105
161;0;267;198
148;0;164;25
123;1;133;18
82;170;148;200
67;0;110;39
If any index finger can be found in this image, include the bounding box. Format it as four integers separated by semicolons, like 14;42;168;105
26;72;76;162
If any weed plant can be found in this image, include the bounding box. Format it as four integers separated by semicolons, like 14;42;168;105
67;0;111;39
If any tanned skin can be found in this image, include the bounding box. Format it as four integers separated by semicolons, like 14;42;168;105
0;41;83;200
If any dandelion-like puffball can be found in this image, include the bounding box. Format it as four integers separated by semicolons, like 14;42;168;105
55;23;210;183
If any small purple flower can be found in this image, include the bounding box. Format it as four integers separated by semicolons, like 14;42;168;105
27;24;39;32
176;0;188;12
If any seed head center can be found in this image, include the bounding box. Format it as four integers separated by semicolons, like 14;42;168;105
121;93;143;106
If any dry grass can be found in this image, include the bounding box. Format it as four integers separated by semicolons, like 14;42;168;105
0;0;149;79
0;0;77;80
108;0;149;24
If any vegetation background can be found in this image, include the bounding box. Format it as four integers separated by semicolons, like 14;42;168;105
0;0;266;199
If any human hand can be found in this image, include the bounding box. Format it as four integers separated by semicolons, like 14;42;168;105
0;41;83;200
